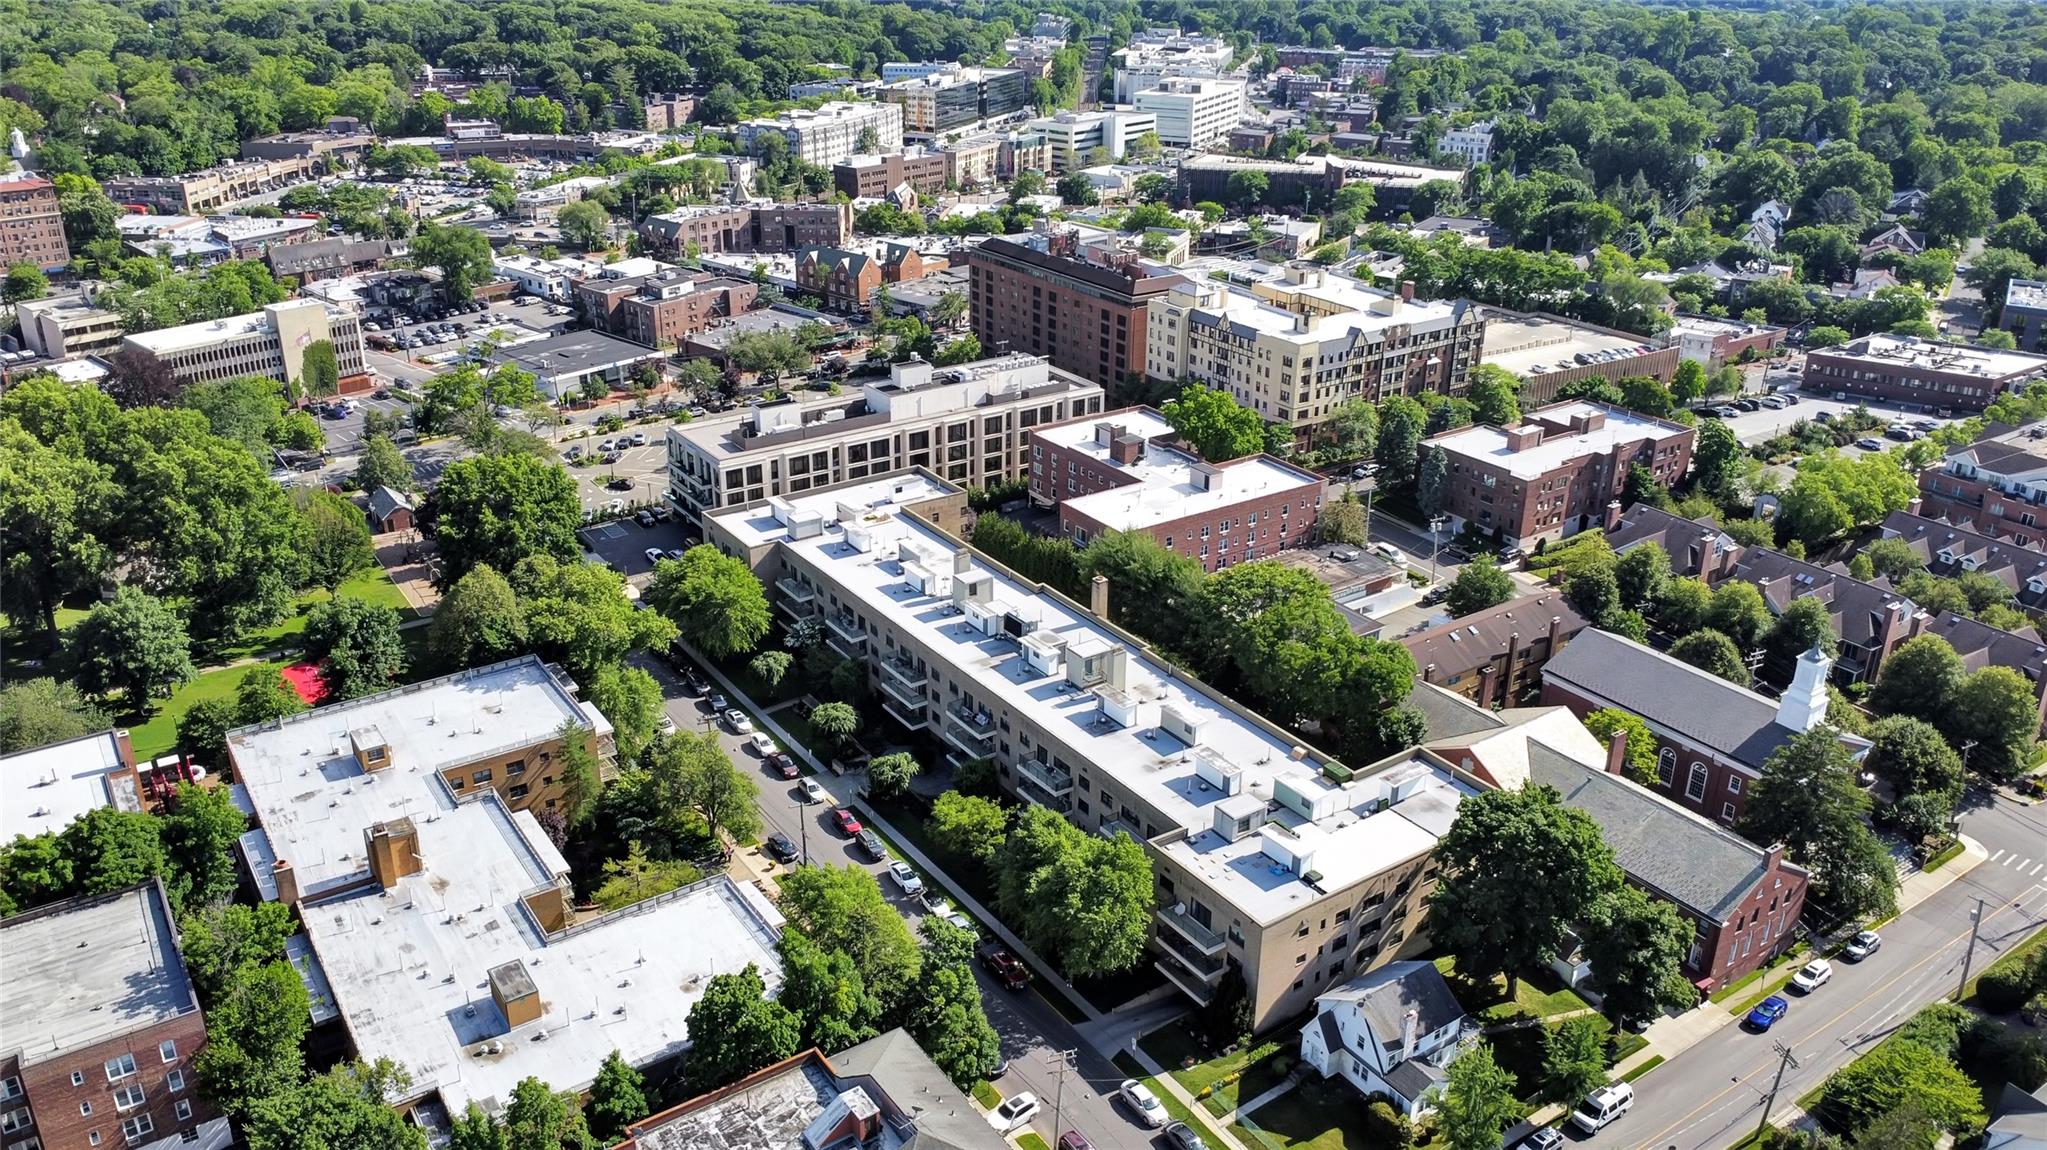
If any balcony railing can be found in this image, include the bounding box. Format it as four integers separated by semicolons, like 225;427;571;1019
1155;958;1217;1006
1155;927;1227;980
775;577;815;605
881;694;927;729
824;612;865;644
1015;756;1074;797
878;673;925;711
1156;904;1226;956
880;658;927;689
1099;817;1142;843
941;720;997;757
1015;773;1073;814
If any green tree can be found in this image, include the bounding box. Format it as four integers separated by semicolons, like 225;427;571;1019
1582;884;1697;1026
1416;445;1451;516
300;339;341;399
1865;715;1963;809
749;650;793;688
65;586;195;704
356;433;414;494
181;375;285;453
412;222;495;300
591;840;701;909
1164;384;1265;461
908;915;1003;1087
1869;634;1963;723
930;791;1007;863
1078;529;1207;643
1738;729;1898;918
429;564;530;671
1055;172;1099;206
684;964;800;1089
1583;708;1657;783
648;545;772;658
502;1075;592;1150
557;199;611;249
160;782;248;910
0;679;108;754
653;729;760;845
1949;667;2038;781
776;928;881;1053
1818;1039;1986;1138
3;262;50;303
1668;628;1748;684
431;453;582;584
1692;419;1743;494
1428;785;1621;995
585;664;665;762
777;864;923;1009
1671;359;1708;405
1614;542;1671;611
1707;581;1773;652
196;960;311;1119
1566;565;1622;622
809;701;861;754
1438;1042;1521;1150
177;899;295;1002
1226;169;1270;207
1540;1016;1609;1105
302;596;406;699
1376;396;1425;485
295;489;377;591
1467;364;1521;426
867;751;919;799
243;1060;427;1150
1768;596;1839;669
1445;557;1513;616
513;555;676;679
1327;399;1380;459
1863;537;1925;581
1320;497;1370;546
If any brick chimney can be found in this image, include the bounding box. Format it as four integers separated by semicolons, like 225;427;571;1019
1907;496;1924;516
1398;280;1415;302
1605;725;1629;776
1603;500;1624;531
1089;574;1109;618
1505;426;1544;451
1547;613;1565;657
365;817;422;890
1697;530;1718;580
272;858;299;905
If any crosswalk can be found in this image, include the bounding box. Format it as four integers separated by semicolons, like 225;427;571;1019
1987;849;2047;876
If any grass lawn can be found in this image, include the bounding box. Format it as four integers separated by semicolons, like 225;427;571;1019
1620;1054;1666;1083
128;659;288;761
1017;1135;1050;1150
204;567;418;664
1712;943;1809;1009
971;1080;1000;1109
1431;957;1591;1024
1232;1076;1376;1150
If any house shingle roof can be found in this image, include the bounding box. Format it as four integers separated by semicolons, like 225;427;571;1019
1401;594;1588;685
1313;960;1466;1051
1541;629;1795;771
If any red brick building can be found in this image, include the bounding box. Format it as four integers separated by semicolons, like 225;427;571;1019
1027;407;1326;571
576;268;758;349
834;151;950;199
1425;400;1695;547
1803;334;2047;413
0;882;227;1150
1404;593;1588;708
797;245;933;316
967;234;1179;394
0;175;70;272
1916;421;2047;548
639;202;853;256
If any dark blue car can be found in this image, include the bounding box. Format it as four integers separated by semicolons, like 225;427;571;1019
1747;995;1789;1031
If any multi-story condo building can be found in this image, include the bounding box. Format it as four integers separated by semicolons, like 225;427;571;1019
1175;154;1465;214
878;66;1028;137
0;175;70;271
1434;121;1496;167
667;354;1103;522
1028;406;1327;570
638;202;854;257
1023;110;1159;173
1132;78;1246;150
13;295;124;360
1112;30;1237;101
1481;308;1680;405
227;656;785;1123
1;881;230;1150
835;150;952;199
575;268;757;349
1803;333;2047;412
736;102;905;167
642;92;696;132
119;299;368;394
2002;278;2047;354
1424;401;1694;547
706;472;1479;1028
1146;267;1485;429
968;229;1180;393
1403;596;1588;709
1919;420;2047;548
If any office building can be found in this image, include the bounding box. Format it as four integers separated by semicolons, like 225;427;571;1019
667;353;1102;521
1434;121;1495;167
706;473;1478;1029
1479;309;1680;404
2002;279;2047;354
1112;30;1236;102
1919;421;2047;548
736;102;904;167
13;295;125;360
1666;314;1785;369
0;729;142;844
1029;407;1327;570
103;155;324;215
0;175;70;271
1133;78;1246;150
967;229;1179;392
576;267;758;349
1023;110;1159;173
227;656;784;1120
1145;266;1485;429
878;66;1027;138
1175;154;1464;214
834;150;951;199
1423;401;1694;547
1804;334;2047;412
639;203;854;257
0;882;230;1150
487;329;666;401
119;299;368;394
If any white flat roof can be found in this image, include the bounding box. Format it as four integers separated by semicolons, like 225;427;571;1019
1178;282;1461;344
124;298;333;356
1038;410;1325;533
1;883;196;1067
1;730;139;841
227;656;608;901
1481;315;1651;378
1429;400;1685;481
1821;333;2047;380
714;476;1466;920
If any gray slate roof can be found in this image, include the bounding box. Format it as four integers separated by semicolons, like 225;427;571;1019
1406;681;1508;743
1524;741;1790;923
368;486;412;522
1382;1058;1447;1105
1541;629;1793;771
828;1028;1006;1150
1315;960;1466;1052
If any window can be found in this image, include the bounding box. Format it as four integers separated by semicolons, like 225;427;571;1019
0;1081;16;1103
1727;776;1742;795
165;1070;184;1094
1722;802;1737;821
105;1055;137;1082
471;768;492;785
80;1104;93;1117
120;1115;154;1144
1656;747;1676;785
1685;763;1709;801
89;1134;101;1148
71;1073;85;1088
113;1085;146;1112
158;1041;177;1064
0;1111;29;1136
174;1101;192;1122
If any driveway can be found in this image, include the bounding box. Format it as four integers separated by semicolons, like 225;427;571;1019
583;517;695;578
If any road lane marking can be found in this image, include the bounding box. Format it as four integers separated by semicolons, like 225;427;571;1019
2019;858;2035;871
1991;850;2006;863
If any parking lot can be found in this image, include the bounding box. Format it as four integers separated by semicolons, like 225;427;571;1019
1711;388;1967;448
362;296;576;386
582;514;695;578
565;439;667;511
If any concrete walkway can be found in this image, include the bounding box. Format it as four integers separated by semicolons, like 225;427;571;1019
1219;1077;1299;1126
1127;1044;1260;1150
1075;998;1186;1062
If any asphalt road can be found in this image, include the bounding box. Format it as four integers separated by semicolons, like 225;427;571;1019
633;653;1192;1150
1580;792;2047;1150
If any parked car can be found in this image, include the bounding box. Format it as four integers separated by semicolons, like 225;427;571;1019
722;709;753;734
1746;995;1790;1030
885;861;924;896
763;832;799;863
988;1093;1040;1131
766;752;799;779
1856;437;1885;451
832;808;863;836
1884;425;1915;441
1517;1127;1564;1150
854;828;886;860
1118;1080;1167;1128
657;714;677;737
1163;1122;1210;1150
747;732;777;757
1329;548;1361;562
1790;958;1834;992
644;547;665;564
1371;541;1404;564
706;692;727;711
1844;930;1882;961
1568;1083;1635;1134
980;946;1029;990
1057;1132;1094;1150
799;778;827;804
920;887;951;914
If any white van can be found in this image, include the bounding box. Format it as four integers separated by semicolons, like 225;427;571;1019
1568;1083;1634;1134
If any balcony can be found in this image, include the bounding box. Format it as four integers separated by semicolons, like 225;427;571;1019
941;706;997;756
1099;817;1143;843
824;613;867;658
1155;958;1217;1006
880;657;927;689
878;673;926;711
1156;904;1227;956
1015;756;1074;797
1015;772;1073;814
881;693;927;729
1155;927;1227;981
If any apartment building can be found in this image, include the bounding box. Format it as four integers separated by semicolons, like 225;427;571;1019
834;150;951;199
103;155;323;215
639;202;854;257
1175;154;1465;214
642;92;696;132
1024;110;1159;173
1666;314;1785;369
1434;121;1496;167
967;231;1179;392
226;656;785;1121
667;354;1103;521
119;299;368;394
1112;30;1236;101
706;472;1478;1029
736;102;905;167
0;881;230;1150
1883;509;2047;616
1402;594;1589;709
13;295;124;360
2002;279;2047;354
1915;421;2047;547
1133;78;1247;150
1;728;141;848
0;175;70;271
1424;401;1695;547
575;268;757;348
1146;267;1485;430
1804;334;2047;412
1028;407;1327;570
877;65;1028;137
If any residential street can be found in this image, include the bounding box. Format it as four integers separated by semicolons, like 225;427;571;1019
634;653;1185;1150
1586;793;2047;1149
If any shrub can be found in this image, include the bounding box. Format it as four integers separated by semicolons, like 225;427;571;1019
1978;964;2034;1013
1361;1099;1414;1150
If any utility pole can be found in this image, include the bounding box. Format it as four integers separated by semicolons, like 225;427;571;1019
1956;896;1986;1001
1428;515;1446;582
1044;1047;1078;1145
1752;1041;1801;1145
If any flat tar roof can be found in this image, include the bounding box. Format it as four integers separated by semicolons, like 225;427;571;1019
1819;333;2047;380
1;883;196;1067
1038;409;1325;533
1480;315;1654;378
1;729;139;842
491;330;660;378
1428;400;1686;481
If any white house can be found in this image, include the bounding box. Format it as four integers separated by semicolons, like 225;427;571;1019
1297;960;1476;1117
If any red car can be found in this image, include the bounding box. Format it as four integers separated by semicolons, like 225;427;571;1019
766;752;799;779
980;946;1029;990
833;808;863;836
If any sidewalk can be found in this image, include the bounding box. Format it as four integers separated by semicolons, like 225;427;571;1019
1127;1043;1259;1150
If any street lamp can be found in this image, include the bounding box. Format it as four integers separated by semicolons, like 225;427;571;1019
1428;515;1446;582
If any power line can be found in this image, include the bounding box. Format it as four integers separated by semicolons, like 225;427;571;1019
1752;1041;1801;1145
